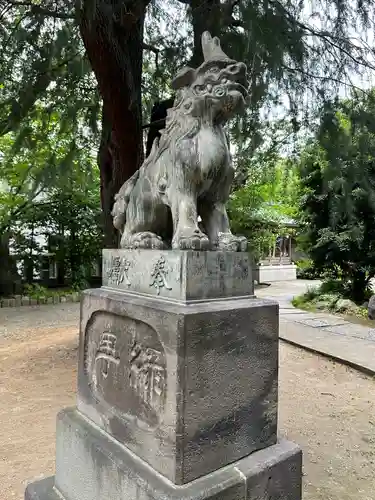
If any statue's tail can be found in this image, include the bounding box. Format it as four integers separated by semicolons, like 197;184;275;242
112;170;139;233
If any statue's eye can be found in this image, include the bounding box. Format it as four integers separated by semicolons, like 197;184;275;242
210;66;219;73
214;86;225;97
228;64;238;72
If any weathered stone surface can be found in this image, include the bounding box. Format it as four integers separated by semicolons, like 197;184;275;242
253;263;297;283
368;294;375;319
102;249;253;301
21;296;30;306
111;32;248;252
25;30;302;500
77;286;278;484
335;298;357;314
25;477;58;500
24;408;300;500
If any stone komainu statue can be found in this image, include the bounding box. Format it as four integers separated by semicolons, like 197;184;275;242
112;31;248;251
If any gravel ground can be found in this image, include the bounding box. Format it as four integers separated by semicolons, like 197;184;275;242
1;303;374;500
0;302;80;339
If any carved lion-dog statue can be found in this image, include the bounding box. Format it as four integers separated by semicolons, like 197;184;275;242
112;32;249;251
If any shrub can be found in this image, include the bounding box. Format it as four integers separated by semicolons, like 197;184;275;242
23;283;48;300
296;259;324;280
22;283;84;300
292;279;370;317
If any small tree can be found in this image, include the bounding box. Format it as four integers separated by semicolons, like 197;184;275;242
14;166;102;289
0;108;101;292
228;156;300;262
299;91;375;302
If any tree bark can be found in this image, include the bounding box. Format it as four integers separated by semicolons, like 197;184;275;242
78;0;148;248
0;233;22;296
145;98;175;158
189;0;222;65
98;109;117;248
350;269;369;303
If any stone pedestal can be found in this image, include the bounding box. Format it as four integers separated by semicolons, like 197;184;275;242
253;263;297;283
25;250;302;500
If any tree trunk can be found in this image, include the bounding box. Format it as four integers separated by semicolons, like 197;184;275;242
189;0;224;66
0;233;22;296
98;109;120;248
350;270;369;303
69;219;79;285
56;227;66;287
145;98;175;158
78;1;148;248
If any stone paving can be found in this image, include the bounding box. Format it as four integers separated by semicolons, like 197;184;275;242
257;280;375;375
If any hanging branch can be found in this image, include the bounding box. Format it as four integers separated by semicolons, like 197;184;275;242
142;42;160;68
5;0;75;19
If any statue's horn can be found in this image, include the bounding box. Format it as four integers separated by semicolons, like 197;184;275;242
201;31;231;61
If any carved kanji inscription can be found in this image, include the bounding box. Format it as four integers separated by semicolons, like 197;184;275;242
83;311;166;429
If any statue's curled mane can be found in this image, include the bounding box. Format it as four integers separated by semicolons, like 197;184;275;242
140;89;200;173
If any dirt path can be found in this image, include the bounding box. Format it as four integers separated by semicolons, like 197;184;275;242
1;305;374;499
279;345;375;500
0;324;78;499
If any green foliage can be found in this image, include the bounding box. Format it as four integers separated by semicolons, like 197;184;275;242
295;259;324;280
0;103;98;231
0;1;100;185
0;105;101;288
2;0;373;160
23;283;48;300
142;0;375;182
0;0;374;294
142;0;190;119
14;165;102;288
299;89;375;302
228;155;300;261
23;283;82;300
292;278;371;319
292;285;321;306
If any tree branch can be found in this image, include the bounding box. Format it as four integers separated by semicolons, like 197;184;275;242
225;0;241;9
230;18;243;27
142;42;159;67
0;49;83;136
281;64;370;95
268;0;375;72
6;0;75;20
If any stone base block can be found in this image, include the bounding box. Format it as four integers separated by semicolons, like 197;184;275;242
253;264;297;283
25;408;302;500
102;250;254;302
77;288;278;484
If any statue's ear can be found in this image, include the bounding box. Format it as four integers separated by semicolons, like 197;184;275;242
171;67;196;90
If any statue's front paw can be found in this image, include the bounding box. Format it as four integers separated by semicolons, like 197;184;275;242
172;229;211;250
121;232;167;250
218;233;247;252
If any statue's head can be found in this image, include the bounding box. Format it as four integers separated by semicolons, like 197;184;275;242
171;32;248;122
